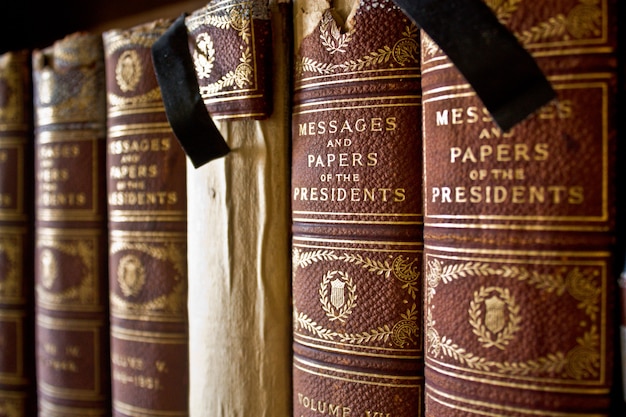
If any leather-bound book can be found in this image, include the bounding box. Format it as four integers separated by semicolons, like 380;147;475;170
32;32;111;416
618;3;626;410
421;0;619;415
291;0;424;415
103;19;189;417
184;0;273;120
0;50;36;417
617;272;626;409
177;1;292;415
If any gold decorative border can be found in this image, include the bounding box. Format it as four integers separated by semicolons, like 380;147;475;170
186;0;262;98
35;237;97;309
110;240;186;319
36;315;104;399
34;65;104;126
102;21;170;113
422;0;609;62
293;248;420;349
297;17;419;77
425;251;607;385
294;355;424;388
422;78;611;231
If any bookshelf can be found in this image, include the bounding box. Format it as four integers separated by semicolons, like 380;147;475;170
0;0;207;53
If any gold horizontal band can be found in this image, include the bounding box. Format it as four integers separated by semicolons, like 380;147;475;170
39;378;104;401
294;334;422;359
0;135;27;144
293;234;423;248
35;130;105;142
107;122;173;138
424;244;611;259
113;399;187;417
109;213;186;223
39;397;107;416
36;226;104;237
107;103;165;118
426;383;609;415
110;325;187;344
296;69;420;92
109;228;186;240
294;356;423;388
36;314;105;330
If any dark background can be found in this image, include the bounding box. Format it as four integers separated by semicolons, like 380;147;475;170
0;0;180;53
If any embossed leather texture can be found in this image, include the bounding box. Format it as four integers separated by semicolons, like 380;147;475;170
32;32;111;417
103;20;189;417
185;0;273;120
0;49;36;417
421;0;619;415
291;0;424;415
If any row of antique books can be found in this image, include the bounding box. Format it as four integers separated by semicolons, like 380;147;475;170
0;0;292;415
0;14;192;417
0;0;625;416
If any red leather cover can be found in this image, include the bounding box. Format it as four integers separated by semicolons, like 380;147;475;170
291;1;424;415
0;49;36;417
32;32;111;416
103;19;189;417
421;0;618;415
185;0;272;120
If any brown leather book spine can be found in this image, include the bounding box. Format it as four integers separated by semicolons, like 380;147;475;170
103;20;189;417
421;1;618;415
185;0;273;120
291;1;424;415
0;50;36;417
32;32;111;416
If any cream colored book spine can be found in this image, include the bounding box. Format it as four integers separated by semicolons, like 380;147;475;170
187;1;292;415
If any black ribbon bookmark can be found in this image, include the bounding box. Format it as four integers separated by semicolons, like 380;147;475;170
392;0;556;131
153;2;555;168
152;14;230;168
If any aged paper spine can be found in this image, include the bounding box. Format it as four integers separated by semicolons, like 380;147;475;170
421;0;619;415
185;1;292;416
103;19;189;417
0;49;36;417
291;0;424;415
32;33;111;417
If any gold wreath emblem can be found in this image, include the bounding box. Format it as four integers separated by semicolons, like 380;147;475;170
40;249;58;290
193;33;216;80
115;50;142;93
117;254;146;297
319;270;357;322
469;286;521;350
